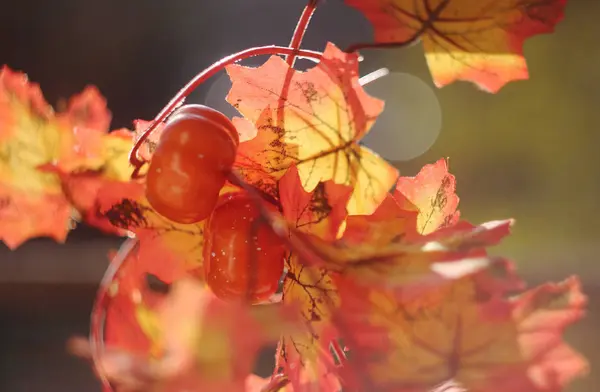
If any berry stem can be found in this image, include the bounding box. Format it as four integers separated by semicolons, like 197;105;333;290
129;46;323;178
286;0;319;67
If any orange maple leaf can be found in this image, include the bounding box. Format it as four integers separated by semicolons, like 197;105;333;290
98;182;208;282
394;158;460;235
276;166;350;390
343;193;419;246
226;42;398;215
279;165;352;241
100;241;168;360
0;66;134;248
333;276;587;392
94;278;302;392
345;0;567;92
272;168;509;390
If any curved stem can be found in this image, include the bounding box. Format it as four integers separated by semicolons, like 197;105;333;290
129;46;323;178
90;238;140;391
286;0;319;67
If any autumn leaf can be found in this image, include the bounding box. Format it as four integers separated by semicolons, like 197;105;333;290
277;255;341;389
276;166;352;390
279;164;352;241
226;42;398;215
270;212;523;390
262;204;522;390
341;158;458;246
98;240;168;360
93;278;302;392
97;181;207;281
394;158;460;235
342;193;419;246
37;128;135;236
332;275;586;392
274;170;502;389
276;216;513;287
345;0;567;92
275;215;519;390
0;66;136;248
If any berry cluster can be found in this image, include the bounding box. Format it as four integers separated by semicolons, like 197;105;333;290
144;104;285;304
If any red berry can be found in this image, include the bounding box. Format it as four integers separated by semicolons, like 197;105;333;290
204;192;285;303
145;104;239;224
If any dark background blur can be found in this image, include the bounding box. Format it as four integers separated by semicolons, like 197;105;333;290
1;0;598;391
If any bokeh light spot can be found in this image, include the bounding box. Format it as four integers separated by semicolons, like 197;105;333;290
361;72;442;161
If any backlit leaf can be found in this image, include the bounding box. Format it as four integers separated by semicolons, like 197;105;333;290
279;165;352;241
0;66;135;247
100;241;167;360
95;278;302;392
226;42;398;215
343;193;419;246
333;276;587;392
97;181;209;281
395;158;460;235
277;167;350;390
345;0;567;92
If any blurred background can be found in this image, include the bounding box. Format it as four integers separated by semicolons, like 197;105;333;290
0;0;598;390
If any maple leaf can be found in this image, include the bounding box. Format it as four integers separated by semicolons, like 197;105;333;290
273;169;505;390
97;181;208;281
276;166;353;390
341;158;459;246
330;275;587;392
345;0;567;92
394;158;460;235
0;68;101;247
226;42;398;215
278;216;514;287
0;66;136;247
279;165;352;241
342;193;419;246
277;258;342;391
94;278;302;392
268;199;524;390
99;240;168;361
37;129;135;236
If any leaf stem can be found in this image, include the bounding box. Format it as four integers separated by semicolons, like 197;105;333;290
286;0;319;67
129;46;323;178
